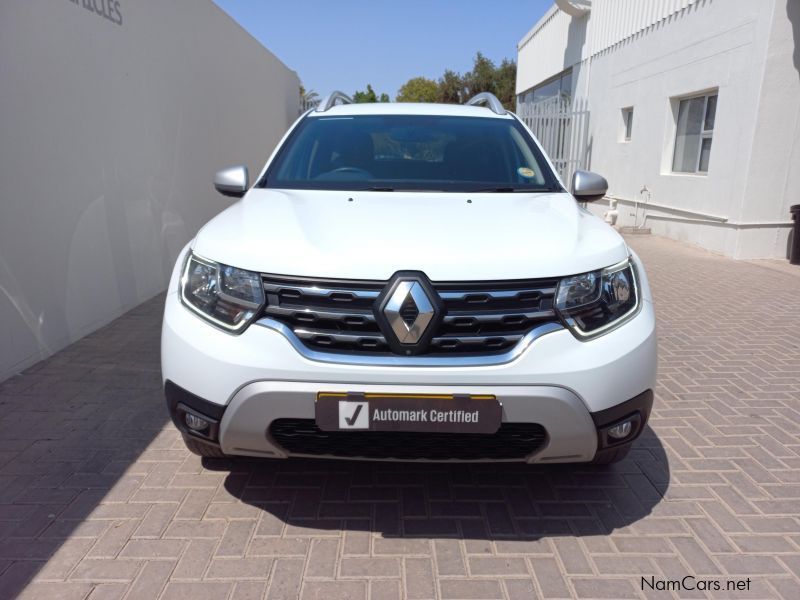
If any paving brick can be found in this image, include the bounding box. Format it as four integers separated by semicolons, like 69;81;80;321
206;557;273;579
571;577;639;598
591;555;654;575
404;557;436;600
530;557;571;598
440;578;504;599
468;556;529;576
301;580;366;600
70;558;141;581
125;560;175;600
35;538;94;580
266;558;304;600
504;578;537;600
247;536;309;557
172;538;217;579
161;581;234;600
340;557;400;577
215;520;256;558
716;554;788;575
343;522;371;556
552;538;593;575
369;579;401;600
86;519;140;558
434;539;466;576
232;581;268;600
119;539;185;559
668;536;722;575
163;520;226;539
304;538;339;578
133;503;178;539
85;583;131;600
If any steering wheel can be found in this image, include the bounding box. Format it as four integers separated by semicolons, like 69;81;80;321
316;166;374;180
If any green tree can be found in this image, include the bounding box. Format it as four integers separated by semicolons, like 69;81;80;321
353;84;378;103
493;58;517;109
463;52;497;97
352;84;390;103
437;69;464;104
396;77;439;103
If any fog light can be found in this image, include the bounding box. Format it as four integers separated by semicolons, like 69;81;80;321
608;420;632;440
184;413;209;432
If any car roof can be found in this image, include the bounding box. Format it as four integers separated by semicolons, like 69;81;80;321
307;102;513;119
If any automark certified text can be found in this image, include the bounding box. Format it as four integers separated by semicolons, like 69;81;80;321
372;408;480;423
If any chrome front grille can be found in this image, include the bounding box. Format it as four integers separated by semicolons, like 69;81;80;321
260;274;561;357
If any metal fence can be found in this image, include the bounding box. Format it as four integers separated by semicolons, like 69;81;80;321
516;95;590;185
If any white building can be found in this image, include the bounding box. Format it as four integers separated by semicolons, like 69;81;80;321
516;0;799;259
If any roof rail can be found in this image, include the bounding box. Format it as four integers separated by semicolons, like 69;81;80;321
315;91;353;112
465;92;506;115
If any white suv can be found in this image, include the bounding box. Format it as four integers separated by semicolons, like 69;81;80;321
162;92;657;465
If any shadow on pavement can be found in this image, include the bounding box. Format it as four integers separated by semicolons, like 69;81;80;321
212;424;669;542
0;296;167;598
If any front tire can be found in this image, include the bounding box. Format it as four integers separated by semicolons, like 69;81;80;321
182;435;227;458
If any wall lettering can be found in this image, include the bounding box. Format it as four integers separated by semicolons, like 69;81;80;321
67;0;123;27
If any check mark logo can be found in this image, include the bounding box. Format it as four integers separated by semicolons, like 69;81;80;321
345;404;363;426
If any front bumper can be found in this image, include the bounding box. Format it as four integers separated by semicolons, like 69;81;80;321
167;380;653;462
162;270;657;462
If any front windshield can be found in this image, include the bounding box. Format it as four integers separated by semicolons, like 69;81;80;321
260;114;561;192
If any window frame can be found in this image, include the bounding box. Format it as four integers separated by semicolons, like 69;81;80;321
621;107;633;142
671;91;717;175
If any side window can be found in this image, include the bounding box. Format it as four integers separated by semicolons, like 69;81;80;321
672;92;717;174
621;107;633;141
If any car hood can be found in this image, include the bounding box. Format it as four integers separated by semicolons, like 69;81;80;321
192;189;628;280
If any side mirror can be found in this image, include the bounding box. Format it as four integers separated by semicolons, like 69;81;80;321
213;165;249;197
571;170;608;202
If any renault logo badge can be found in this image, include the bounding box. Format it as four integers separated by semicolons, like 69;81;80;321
385;281;434;344
374;272;442;354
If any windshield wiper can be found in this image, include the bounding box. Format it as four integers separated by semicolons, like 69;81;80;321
469;186;562;193
469;187;533;193
363;186;394;191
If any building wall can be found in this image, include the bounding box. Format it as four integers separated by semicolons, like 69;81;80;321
517;0;702;96
517;6;585;95
0;1;300;381
518;0;797;259
737;0;800;258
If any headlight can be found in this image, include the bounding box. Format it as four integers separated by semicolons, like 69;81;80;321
555;258;640;339
180;253;264;332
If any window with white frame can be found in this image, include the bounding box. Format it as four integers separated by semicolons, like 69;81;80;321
672;92;717;173
621;107;633;141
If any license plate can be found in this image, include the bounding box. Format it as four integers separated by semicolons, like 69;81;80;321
315;392;501;434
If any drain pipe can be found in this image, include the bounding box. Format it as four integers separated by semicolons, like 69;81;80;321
636;186;651;229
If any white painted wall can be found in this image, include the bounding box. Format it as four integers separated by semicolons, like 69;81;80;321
517;0;798;259
0;1;300;381
517;6;585;94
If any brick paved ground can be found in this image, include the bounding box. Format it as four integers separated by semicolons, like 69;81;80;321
1;234;799;600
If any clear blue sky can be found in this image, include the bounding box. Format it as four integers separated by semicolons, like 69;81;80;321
213;0;551;99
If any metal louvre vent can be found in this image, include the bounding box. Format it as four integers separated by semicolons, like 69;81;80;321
269;419;548;460
260;274;561;356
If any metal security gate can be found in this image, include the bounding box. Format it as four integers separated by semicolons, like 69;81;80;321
516;96;590;185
